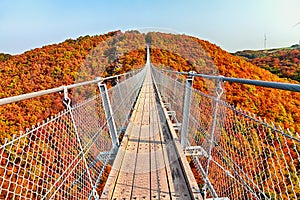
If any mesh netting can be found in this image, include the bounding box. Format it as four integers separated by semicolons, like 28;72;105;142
0;69;146;199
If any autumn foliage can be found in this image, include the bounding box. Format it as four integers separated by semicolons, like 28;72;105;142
147;32;300;134
0;31;299;198
234;44;300;82
0;31;147;139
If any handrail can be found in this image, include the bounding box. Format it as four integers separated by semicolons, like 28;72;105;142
0;69;142;106
162;69;300;92
154;67;300;199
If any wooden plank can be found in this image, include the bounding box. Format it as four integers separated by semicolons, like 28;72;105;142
149;90;172;200
112;79;149;199
131;79;151;199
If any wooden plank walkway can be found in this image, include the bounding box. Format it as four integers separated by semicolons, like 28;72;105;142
100;64;202;200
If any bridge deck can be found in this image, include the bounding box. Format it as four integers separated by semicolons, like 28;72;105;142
101;66;201;199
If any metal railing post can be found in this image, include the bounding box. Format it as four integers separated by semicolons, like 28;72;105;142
202;78;224;198
98;82;119;149
180;71;195;148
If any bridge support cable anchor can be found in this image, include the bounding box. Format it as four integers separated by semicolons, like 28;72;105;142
97;80;119;151
180;71;195;148
201;77;224;199
57;86;97;200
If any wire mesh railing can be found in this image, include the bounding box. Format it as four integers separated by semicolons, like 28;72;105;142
190;92;300;200
0;68;146;199
108;68;146;136
151;66;300;200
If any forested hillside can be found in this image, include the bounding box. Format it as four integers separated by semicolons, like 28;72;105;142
0;31;299;198
0;53;12;62
147;32;300;134
234;44;300;82
2;31;299;136
0;30;146;139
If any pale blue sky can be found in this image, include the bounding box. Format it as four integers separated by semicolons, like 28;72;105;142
0;0;299;54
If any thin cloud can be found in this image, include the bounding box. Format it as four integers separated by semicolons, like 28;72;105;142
293;21;300;27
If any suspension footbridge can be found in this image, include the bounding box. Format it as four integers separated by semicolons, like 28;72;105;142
0;46;299;200
101;51;201;199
